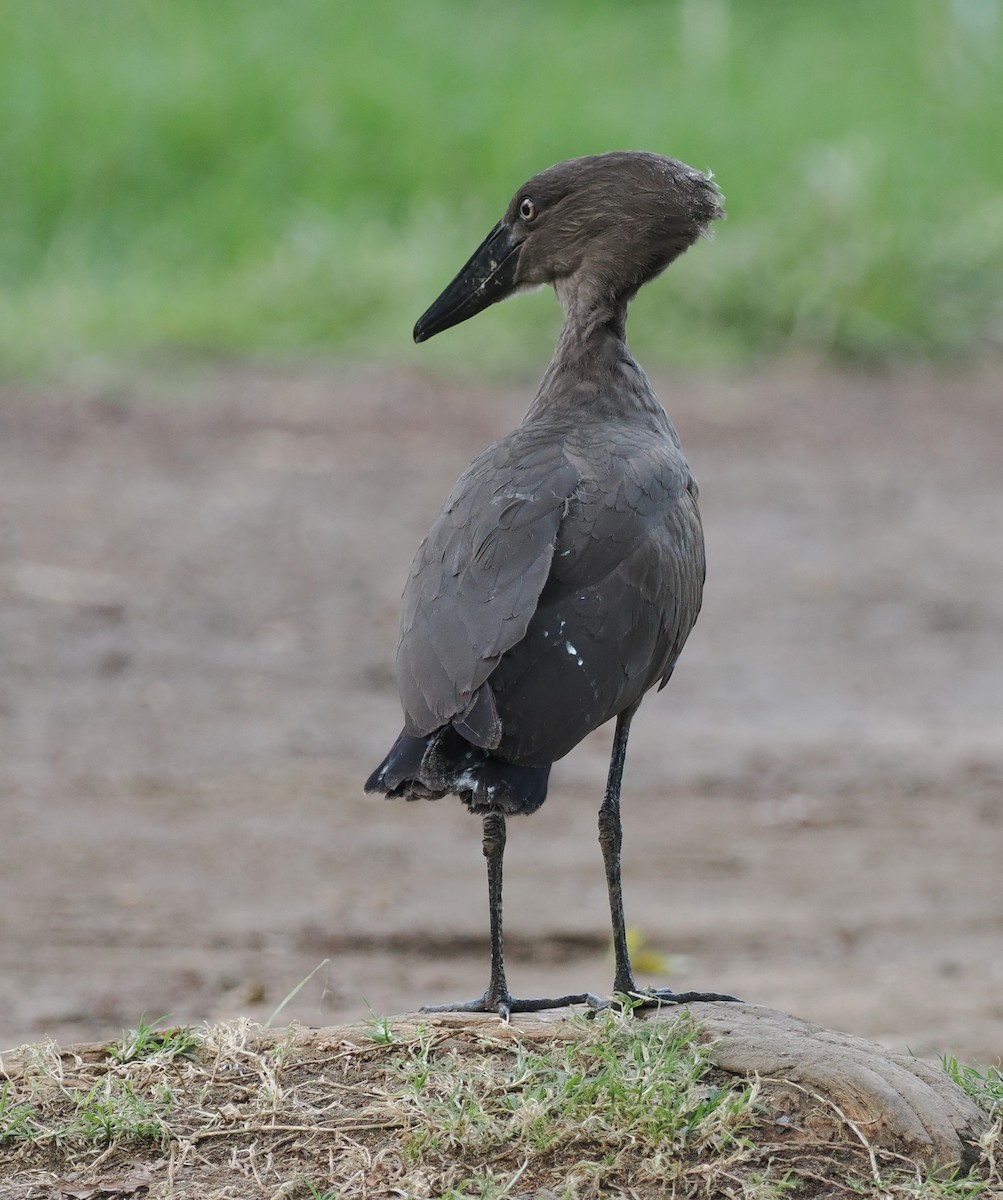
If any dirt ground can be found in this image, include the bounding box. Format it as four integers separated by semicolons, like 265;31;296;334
1;361;1001;1066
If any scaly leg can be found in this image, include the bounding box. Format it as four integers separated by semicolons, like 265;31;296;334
421;810;603;1019
597;710;741;1009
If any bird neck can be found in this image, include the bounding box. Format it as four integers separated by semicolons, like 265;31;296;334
555;276;630;348
525;285;663;423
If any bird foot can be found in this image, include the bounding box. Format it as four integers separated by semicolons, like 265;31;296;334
420;991;606;1021
600;987;743;1013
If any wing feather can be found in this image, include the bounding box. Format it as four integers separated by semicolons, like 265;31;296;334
397;427;580;737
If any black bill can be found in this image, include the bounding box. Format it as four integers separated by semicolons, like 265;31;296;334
413;221;523;343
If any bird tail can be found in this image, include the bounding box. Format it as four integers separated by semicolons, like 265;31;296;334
365;726;551;815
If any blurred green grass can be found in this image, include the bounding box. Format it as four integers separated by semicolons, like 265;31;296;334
2;0;1002;379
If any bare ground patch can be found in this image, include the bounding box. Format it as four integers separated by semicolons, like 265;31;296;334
0;363;1001;1066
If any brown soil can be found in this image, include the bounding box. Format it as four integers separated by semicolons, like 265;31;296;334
1;362;1001;1064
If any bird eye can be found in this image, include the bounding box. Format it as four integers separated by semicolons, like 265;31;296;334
519;196;538;222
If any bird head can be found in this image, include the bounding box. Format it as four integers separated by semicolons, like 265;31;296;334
414;151;724;342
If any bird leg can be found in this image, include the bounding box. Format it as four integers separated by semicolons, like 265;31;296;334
483;808;511;1009
597;710;741;1010
421;809;604;1019
598;711;636;995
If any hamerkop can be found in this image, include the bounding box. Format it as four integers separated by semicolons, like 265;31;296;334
366;151;738;1017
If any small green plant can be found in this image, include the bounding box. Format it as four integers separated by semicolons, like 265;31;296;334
303;1183;340;1200
69;1078;167;1144
363;1002;397;1045
106;1013;200;1064
0;1080;38;1143
942;1056;1003;1111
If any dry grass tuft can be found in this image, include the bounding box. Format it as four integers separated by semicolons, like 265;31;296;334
0;1010;998;1199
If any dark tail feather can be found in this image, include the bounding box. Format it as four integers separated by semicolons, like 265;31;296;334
364;729;440;796
365;726;551;815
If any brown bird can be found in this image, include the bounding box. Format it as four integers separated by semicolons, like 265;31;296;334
366;151;738;1017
